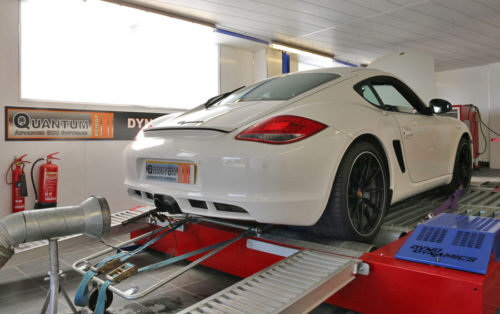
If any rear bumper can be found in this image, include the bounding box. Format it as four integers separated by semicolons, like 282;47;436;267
123;129;350;226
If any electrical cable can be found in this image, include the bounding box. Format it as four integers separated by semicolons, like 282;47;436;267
5;160;14;185
30;158;45;203
474;105;500;136
468;105;487;156
98;237;128;254
476;108;487;155
167;218;178;256
146;216;158;242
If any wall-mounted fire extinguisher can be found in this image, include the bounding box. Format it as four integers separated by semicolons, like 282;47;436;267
6;154;30;213
31;152;60;209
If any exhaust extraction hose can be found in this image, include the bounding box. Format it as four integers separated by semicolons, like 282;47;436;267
0;196;111;269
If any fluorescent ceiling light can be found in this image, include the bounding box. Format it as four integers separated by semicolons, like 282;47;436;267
271;43;333;62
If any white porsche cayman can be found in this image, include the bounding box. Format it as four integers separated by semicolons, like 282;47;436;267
123;67;472;241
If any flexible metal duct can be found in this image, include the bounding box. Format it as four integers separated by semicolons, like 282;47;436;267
0;196;111;269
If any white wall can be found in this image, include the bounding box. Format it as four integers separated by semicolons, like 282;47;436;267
267;48;283;78
0;1;263;218
0;0;173;218
219;45;254;93
253;49;267;82
251;48;296;81
369;50;436;104
436;65;490;163
487;63;500;168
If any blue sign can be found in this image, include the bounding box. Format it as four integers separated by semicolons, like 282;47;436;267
396;213;500;274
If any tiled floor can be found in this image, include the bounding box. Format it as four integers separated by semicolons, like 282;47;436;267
0;233;343;313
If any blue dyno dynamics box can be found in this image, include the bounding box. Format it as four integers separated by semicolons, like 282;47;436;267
396;213;500;274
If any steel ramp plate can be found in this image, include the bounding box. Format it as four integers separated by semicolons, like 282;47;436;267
179;250;358;314
396;213;500;274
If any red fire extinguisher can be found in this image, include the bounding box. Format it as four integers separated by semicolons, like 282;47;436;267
6;154;30;213
32;152;59;209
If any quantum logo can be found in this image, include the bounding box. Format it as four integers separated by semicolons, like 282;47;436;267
13;112;89;130
145;164;177;176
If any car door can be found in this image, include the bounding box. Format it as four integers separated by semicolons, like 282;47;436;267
356;76;451;183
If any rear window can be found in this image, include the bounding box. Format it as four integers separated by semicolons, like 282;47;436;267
221;73;340;104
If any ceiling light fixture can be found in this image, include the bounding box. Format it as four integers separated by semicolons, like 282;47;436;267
270;42;333;62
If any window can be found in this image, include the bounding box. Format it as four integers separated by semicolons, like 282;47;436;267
220;73;340;103
359;84;381;106
20;0;218;110
354;76;428;114
372;84;413;111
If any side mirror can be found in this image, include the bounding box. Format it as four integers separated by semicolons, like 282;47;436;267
429;98;452;114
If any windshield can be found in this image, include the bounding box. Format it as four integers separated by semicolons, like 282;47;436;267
219;72;340;105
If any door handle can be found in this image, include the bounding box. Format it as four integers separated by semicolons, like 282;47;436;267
403;128;413;138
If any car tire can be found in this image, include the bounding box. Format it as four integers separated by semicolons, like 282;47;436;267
311;141;389;242
442;137;472;195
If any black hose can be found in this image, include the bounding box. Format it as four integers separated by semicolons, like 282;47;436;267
30;158;45;204
475;105;500;136
465;105;487;156
469;105;500;157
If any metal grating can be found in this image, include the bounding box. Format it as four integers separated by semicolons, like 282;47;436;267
381;187;500;234
179;250;358;314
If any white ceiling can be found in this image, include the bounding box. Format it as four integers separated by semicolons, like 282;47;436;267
121;0;500;71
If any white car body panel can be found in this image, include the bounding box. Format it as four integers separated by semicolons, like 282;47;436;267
123;67;470;226
124;127;350;225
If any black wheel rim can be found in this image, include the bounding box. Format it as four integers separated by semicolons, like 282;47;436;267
457;143;472;189
347;152;386;236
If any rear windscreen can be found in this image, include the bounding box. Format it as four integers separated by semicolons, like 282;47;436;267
221;73;340;104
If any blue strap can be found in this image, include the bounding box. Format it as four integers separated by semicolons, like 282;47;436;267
94;280;113;314
138;229;254;273
119;221;181;261
74;270;96;306
89;239;216;312
74;252;128;306
74;219;187;307
433;187;465;216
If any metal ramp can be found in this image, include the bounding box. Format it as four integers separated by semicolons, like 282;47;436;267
179;250;360;314
382;185;500;233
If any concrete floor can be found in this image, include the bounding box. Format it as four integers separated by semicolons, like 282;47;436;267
0;231;345;314
2;167;499;313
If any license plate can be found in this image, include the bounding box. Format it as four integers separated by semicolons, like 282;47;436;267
145;160;196;184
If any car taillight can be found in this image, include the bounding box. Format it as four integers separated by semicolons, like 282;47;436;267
235;115;327;144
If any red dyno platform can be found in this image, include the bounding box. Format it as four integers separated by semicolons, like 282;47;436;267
330;235;500;314
132;222;500;314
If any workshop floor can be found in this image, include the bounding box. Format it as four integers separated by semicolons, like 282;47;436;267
0;233;345;314
3;167;498;314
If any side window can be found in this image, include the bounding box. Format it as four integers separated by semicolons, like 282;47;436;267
372;84;413;109
354;76;428;115
359;84;381;107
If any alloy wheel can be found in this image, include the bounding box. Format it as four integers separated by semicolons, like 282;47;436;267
457;142;472;189
347;152;386;236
